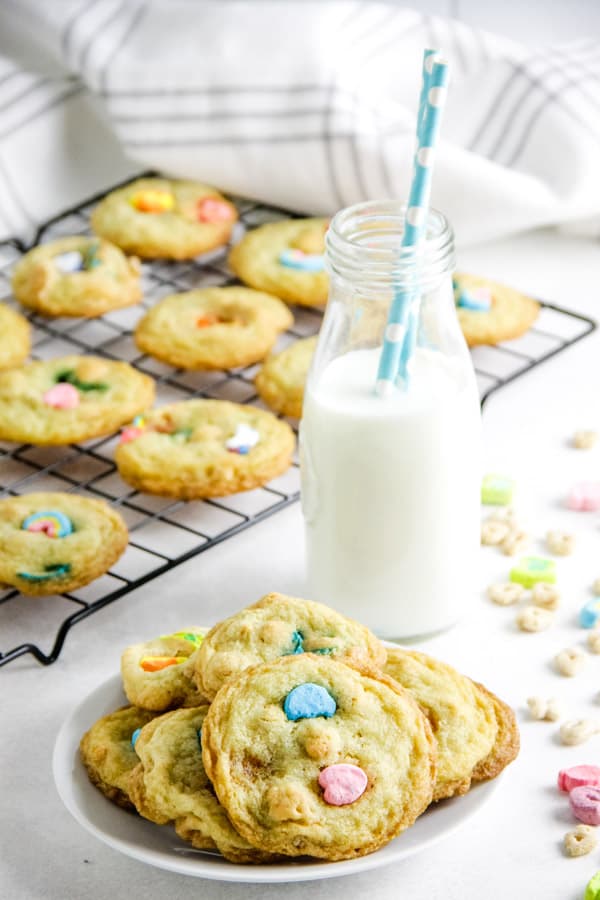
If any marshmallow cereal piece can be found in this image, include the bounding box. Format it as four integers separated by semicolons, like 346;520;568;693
555;647;586;677
516;606;554;632
567;483;600;512
527;696;563;722
588;630;600;654
510;556;556;588
481;473;515;506
573;430;598;450
501;529;530;557
546;530;575;556
487;582;525;606
585;872;600;899
559;766;600;793
531;583;560;611
564;824;597;857
580;599;600;629
481;519;510;546
560;719;600;746
569;785;600;825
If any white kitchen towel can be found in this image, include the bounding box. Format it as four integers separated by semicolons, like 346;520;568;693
0;0;599;246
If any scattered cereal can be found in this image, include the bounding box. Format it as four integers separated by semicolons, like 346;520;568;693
487;583;526;606
584;871;600;900
593;578;600;596
569;785;600;826
527;696;563;721
588;630;600;654
516;606;554;632
486;507;520;528
573;430;598;450
558;766;600;793
510;556;556;588
567;483;600;512
481;519;510;546
555;647;586;677
546;530;575;556
501;530;530;557
580;600;600;629
560;719;600;746
564;824;597;857
532;583;560;611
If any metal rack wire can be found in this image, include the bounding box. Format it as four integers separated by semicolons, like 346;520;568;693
0;180;595;666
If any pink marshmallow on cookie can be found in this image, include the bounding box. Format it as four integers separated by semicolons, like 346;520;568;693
43;383;79;409
318;764;368;806
566;482;600;511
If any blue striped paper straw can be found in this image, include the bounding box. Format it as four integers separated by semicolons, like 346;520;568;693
375;55;450;396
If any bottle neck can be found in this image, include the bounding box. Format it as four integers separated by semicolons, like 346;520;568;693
325;201;455;299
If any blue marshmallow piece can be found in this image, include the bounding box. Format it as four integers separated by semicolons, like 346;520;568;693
283;682;337;721
131;728;142;749
54;250;85;273
279;249;325;272
580;599;600;629
453;278;492;312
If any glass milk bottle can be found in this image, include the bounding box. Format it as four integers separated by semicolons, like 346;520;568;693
300;201;481;639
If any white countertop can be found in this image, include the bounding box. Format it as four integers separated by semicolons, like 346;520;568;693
2;225;600;900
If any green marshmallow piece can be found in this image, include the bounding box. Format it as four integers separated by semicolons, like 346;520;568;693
585;872;600;900
510;556;556;589
481;473;515;505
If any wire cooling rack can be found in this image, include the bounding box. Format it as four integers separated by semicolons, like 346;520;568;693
0;179;596;667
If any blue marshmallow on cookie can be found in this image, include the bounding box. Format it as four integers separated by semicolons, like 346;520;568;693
283;682;337;720
454;279;492;312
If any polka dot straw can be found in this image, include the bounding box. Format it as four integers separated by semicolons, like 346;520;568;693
375;50;450;396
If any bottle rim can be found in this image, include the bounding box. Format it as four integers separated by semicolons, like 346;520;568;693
326;200;455;291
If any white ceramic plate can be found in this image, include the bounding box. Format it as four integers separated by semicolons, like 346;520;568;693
53;672;499;884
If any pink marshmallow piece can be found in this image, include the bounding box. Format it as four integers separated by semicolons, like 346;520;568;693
566;482;600;511
318;763;368;806
28;519;57;538
196;197;234;223
120;426;144;444
569;785;600;825
43;383;79;409
558;765;600;793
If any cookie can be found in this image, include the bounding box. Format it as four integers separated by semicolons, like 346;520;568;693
0;492;128;595
201;654;436;860
129;707;275;862
229;218;329;307
11;236;141;317
453;272;540;346
384;648;519;801
115;399;295;499
255;335;316;418
0;303;30;371
0;355;155;445
195;592;387;702
134;286;293;371
91;177;238;260
121;629;207;711
79;706;158;809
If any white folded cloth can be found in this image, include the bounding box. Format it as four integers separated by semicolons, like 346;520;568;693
0;0;599;245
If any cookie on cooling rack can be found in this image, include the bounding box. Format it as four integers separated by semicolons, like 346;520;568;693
255;335;317;419
453;272;540;346
129;706;276;862
11;236;141;318
201;654;436;860
80;706;158;809
0;303;29;371
0;355;155;445
0;492;128;595
91;177;238;260
195;592;387;701
229;218;329;307
114;399;295;499
134;286;293;371
121;629;207;711
384;648;519;801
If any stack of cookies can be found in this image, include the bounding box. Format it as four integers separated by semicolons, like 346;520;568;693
80;593;519;863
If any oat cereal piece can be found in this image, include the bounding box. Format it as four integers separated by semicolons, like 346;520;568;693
481;519;510;546
516;606;554;632
559;719;600;746
564;824;597;857
573;430;598;450
527;697;562;722
487;583;525;606
531;583;560;611
593;579;600;596
501;529;530;557
486;507;520;528
555;647;586;677
546;530;575;556
587;630;600;654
